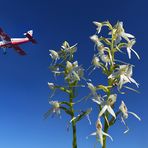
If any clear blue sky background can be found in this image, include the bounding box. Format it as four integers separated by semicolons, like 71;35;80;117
0;0;147;148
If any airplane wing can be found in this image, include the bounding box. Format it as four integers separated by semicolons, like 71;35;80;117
13;45;26;55
0;27;11;41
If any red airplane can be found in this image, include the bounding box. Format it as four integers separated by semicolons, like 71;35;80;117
0;28;36;55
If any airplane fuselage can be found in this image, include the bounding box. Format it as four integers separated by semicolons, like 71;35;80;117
0;37;29;48
0;28;36;55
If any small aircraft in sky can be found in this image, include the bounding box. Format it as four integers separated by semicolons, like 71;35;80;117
0;28;36;55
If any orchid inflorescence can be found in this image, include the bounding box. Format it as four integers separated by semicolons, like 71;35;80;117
46;21;141;148
87;21;141;147
46;40;92;148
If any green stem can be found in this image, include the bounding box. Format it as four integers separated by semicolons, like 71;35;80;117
102;70;112;148
102;122;109;148
102;111;110;148
102;23;116;148
69;86;77;148
72;119;77;148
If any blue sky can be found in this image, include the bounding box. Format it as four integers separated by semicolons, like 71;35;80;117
0;0;148;148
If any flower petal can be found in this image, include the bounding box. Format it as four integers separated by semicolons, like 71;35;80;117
99;105;108;117
107;106;116;119
128;111;141;121
102;131;113;141
131;48;140;59
90;132;97;136
124;33;135;38
86;132;96;139
128;77;139;87
127;47;131;59
97;130;103;146
92;99;101;105
86;114;92;125
121;117;129;134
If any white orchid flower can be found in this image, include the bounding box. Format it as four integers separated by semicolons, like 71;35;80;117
47;83;57;98
61;41;77;54
116;22;135;42
90;35;103;47
99;94;117;118
90;35;112;66
119;101;141;133
49;100;61;117
87;83;103;105
126;39;140;59
110;22;135;42
48;82;55;90
87;56;101;75
65;61;84;83
93;21;103;34
93;21;112;34
92;94;117;118
108;65;139;89
67;44;77;53
87;118;113;146
87;83;97;95
98;48;113;67
119;101;141;120
90;35;104;50
90;35;100;43
49;50;59;62
73;61;78;67
100;53;111;67
92;56;100;68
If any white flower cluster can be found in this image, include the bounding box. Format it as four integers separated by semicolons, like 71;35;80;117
47;41;85;118
48;41;84;83
87;21;141;147
47;21;141;148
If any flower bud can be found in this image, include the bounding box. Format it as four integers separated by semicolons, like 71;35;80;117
66;61;73;72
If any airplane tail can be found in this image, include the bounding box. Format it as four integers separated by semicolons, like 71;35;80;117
24;30;37;44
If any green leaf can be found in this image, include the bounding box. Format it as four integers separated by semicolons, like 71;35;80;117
57;86;70;94
60;106;73;116
60;101;72;107
75;108;92;123
97;85;111;93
